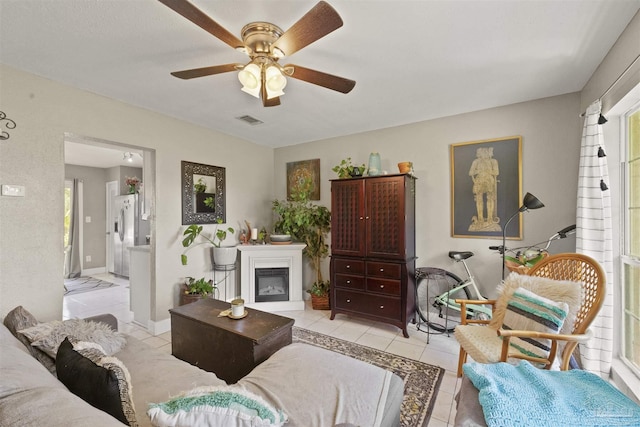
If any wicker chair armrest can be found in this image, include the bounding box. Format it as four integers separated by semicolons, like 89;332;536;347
456;299;496;324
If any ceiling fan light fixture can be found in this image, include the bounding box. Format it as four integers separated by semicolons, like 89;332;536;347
241;84;261;98
238;63;261;89
265;65;287;92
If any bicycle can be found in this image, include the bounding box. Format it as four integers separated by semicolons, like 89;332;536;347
415;224;576;333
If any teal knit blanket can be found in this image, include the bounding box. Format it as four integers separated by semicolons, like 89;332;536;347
463;361;640;427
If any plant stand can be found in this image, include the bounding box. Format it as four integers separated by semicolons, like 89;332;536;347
311;294;330;310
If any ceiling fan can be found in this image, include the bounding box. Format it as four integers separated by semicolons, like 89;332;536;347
158;0;356;107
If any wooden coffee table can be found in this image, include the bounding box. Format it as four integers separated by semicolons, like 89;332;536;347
169;298;294;383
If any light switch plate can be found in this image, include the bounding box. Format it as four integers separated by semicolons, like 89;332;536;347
1;184;25;197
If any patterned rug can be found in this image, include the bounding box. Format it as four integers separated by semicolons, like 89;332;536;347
64;276;117;296
292;326;444;427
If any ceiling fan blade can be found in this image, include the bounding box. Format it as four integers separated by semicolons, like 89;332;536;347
260;84;281;107
263;96;281;107
272;1;343;57
286;64;355;94
158;0;244;49
170;64;240;79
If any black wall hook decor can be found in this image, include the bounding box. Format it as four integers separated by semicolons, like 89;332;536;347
598;146;607;157
0;111;16;140
598;114;608;125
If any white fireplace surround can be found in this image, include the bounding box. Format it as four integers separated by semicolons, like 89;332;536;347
238;243;306;312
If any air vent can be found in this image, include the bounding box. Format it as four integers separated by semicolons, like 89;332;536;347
236;115;263;126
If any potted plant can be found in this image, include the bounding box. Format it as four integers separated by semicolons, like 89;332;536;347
332;157;366;179
181;219;237;266
180;276;216;305
272;178;332;309
307;280;331;310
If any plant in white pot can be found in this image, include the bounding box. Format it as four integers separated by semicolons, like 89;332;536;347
181;219;237;267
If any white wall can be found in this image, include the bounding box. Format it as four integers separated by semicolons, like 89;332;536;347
274;92;582;297
0;64;275;323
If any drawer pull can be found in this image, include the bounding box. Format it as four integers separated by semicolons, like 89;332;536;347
346;299;351;303
379;284;384;289
379;268;384;272
346;265;351;269
346;280;351;284
379;305;384;309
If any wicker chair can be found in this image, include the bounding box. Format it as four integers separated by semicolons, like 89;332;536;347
454;253;606;377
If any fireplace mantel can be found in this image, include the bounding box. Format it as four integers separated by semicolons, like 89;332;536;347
237;243;306;312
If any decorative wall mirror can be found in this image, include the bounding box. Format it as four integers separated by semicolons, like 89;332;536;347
181;161;226;225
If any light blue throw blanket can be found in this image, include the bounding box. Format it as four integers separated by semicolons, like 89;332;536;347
463;361;640;427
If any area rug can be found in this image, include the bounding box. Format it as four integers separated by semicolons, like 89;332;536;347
64;276;117;296
292;326;444;427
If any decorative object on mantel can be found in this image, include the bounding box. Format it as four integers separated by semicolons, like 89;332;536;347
272;177;331;309
180;218;236;266
0;111;16;140
125;176;140;194
332;157;366;179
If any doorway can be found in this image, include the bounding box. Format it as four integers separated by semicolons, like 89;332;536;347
63;133;155;325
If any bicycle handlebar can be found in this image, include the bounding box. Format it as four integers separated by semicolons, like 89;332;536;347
488;224;576;255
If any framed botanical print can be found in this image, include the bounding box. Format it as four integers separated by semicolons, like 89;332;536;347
286;159;320;200
450;136;522;239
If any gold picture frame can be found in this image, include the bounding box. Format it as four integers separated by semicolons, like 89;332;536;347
450;136;523;239
287;159;320;200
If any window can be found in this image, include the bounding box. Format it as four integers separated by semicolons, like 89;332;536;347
622;104;640;375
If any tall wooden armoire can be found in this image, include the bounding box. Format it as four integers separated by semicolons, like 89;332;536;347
329;174;416;337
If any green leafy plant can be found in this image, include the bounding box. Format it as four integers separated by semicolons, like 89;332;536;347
181;218;235;265
332;157;366;179
272;178;331;295
194;178;207;193
183;276;215;296
307;280;330;297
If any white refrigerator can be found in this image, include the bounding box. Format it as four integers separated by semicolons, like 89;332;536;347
111;194;148;277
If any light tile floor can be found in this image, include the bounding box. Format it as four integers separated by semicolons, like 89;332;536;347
63;273;462;426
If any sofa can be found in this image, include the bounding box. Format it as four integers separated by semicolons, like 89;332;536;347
0;306;404;427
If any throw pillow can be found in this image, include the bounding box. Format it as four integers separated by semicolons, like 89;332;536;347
147;385;288;427
3;305;56;373
18;318;126;358
56;337;138;426
490;272;582;336
501;287;569;360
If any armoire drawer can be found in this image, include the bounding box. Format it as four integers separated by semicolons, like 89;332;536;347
334;274;365;290
333;258;365;275
366;277;401;296
334;289;401;320
366;261;401;279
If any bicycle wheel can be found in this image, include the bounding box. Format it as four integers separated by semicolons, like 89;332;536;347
416;268;470;333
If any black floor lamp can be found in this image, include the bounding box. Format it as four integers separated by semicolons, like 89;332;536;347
501;192;545;280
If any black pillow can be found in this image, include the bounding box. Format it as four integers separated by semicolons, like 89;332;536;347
56;337;136;426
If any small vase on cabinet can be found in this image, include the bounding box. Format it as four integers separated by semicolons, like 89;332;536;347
367;152;382;176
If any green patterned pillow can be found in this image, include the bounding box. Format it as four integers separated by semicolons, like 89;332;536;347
501;287;569;360
147;386;287;427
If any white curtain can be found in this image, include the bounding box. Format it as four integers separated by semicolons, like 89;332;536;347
575;100;614;378
64;178;82;279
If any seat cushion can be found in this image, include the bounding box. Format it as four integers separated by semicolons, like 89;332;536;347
454;324;503;364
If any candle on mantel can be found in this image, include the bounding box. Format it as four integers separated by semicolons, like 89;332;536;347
251;228;258;240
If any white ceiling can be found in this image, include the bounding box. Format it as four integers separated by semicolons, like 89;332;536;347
2;0;639;155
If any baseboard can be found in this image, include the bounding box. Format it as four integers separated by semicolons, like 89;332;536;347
148;317;171;336
81;266;107;276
